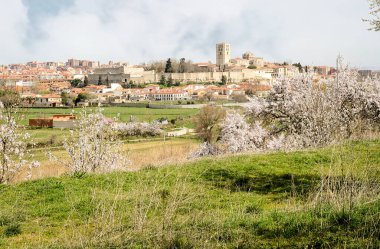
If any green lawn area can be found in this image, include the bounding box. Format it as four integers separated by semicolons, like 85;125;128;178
17;107;199;125
0;140;379;248
18;107;199;145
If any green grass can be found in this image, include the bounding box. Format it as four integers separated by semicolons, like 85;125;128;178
0;140;379;248
18;107;198;125
18;107;198;145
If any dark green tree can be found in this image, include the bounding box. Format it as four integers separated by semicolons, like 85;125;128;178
160;75;166;85
70;79;82;87
98;76;103;85
75;93;94;105
106;76;109;86
165;58;173;73
292;62;303;73
221;75;227;85
83;76;89;87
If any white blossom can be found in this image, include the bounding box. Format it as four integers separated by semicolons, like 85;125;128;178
0;107;39;184
189;142;218;158
116;121;162;137
53;108;129;174
192;61;380;157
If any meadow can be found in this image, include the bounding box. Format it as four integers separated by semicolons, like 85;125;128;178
0;140;379;248
18;107;199;145
19;106;198;124
16;138;199;182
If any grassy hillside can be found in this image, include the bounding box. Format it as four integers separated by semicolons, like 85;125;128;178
0;140;379;248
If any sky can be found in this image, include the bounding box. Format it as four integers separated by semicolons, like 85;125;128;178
0;0;379;68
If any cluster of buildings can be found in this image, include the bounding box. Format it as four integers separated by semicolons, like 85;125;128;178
0;42;344;107
88;43;303;86
18;82;271;107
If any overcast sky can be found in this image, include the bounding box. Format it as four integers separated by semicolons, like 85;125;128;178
0;0;379;68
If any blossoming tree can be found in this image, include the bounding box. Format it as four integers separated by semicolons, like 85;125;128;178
55;108;129;174
192;61;380;157
0;105;39;184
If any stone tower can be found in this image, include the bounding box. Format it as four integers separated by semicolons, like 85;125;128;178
216;42;231;67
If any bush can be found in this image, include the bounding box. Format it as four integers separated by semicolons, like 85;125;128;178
116;121;162;137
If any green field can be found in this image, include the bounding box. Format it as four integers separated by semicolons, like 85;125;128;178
0;140;379;248
18;107;198;125
18;107;199;145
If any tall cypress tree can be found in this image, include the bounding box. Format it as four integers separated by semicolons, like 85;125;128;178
83;76;89;87
165;58;173;73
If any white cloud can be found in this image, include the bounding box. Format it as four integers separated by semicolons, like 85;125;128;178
0;0;379;68
0;0;28;64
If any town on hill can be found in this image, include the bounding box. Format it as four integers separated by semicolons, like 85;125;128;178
0;42;356;108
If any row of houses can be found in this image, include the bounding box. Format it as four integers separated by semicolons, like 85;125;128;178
19;82;271;107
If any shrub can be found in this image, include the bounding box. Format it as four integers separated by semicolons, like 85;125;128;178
116;121;162;137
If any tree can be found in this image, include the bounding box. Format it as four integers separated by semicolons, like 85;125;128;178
71;79;83;88
364;0;380;31
202;92;215;102
292;62;303;73
116;121;162;137
98;75;103;85
159;75;166;85
219;112;267;153
106;76;110;87
83;76;89;87
0;89;21;111
221;75;228;85
248;65;257;69
144;60;166;73
75;93;95;105
193;105;226;144
167;75;174;87
0;106;39;184
247;60;380;149
50;108;129;174
192;60;380;157
61;92;74;107
165;58;173;73
178;58;186;73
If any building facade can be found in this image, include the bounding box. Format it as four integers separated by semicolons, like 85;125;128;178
88;66;157;85
216;43;231;68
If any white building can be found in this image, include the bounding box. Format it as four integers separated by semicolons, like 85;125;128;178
153;89;189;101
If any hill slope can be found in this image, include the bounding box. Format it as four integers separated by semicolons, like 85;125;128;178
0;140;379;248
